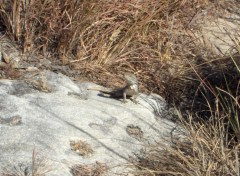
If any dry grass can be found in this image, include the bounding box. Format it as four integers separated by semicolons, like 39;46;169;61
0;0;237;102
0;0;239;176
1;148;52;176
71;162;107;176
70;139;94;157
130;104;240;176
0;0;209;85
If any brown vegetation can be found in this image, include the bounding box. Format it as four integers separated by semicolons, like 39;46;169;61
0;0;238;109
131;109;240;176
0;0;239;175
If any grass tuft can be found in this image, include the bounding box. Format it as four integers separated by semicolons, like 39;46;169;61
130;105;240;176
1;148;52;176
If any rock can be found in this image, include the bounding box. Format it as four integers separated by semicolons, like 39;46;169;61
192;5;240;56
0;70;176;176
0;36;23;68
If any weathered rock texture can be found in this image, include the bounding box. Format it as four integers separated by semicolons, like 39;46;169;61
0;70;175;176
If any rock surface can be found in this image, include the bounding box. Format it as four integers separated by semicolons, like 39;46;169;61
193;4;240;55
0;70;175;176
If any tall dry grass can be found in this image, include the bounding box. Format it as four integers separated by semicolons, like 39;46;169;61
0;0;208;68
0;1;239;175
128;34;240;176
130;109;240;176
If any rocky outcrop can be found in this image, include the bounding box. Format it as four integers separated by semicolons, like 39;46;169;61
0;70;176;176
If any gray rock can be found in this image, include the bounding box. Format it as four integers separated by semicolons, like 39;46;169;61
0;70;176;176
192;6;240;55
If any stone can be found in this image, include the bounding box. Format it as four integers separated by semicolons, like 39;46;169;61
0;70;176;176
